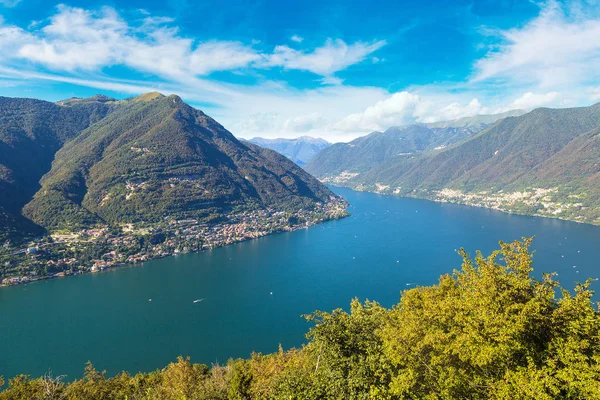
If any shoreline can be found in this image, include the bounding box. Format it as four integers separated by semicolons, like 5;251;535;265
327;183;599;227
1;200;350;288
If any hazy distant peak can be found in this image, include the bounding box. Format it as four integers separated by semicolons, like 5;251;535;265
295;136;331;144
249;136;330;144
246;136;332;166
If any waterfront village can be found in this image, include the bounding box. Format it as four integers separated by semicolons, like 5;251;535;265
0;199;348;287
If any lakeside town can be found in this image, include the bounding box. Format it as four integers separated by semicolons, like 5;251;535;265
319;171;597;226
0;199;349;287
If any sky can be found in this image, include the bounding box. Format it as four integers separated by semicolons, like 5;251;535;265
0;0;599;142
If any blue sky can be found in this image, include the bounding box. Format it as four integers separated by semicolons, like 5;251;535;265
0;0;599;141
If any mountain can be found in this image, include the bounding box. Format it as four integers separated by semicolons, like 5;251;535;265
309;103;600;225
305;110;523;178
0;96;116;240
0;93;340;241
245;136;331;166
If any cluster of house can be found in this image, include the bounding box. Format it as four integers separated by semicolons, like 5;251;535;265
1;199;348;287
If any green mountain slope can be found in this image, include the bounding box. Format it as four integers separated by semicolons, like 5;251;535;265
320;103;600;224
0;96;116;240
305;124;435;177
21;93;337;231
304;111;522;178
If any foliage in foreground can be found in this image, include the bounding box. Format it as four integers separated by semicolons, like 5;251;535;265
1;238;599;399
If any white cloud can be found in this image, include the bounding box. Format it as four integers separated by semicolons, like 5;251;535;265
227;85;388;142
290;35;303;43
283;113;327;133
333;94;494;133
505;91;561;111
332;92;423;132
473;1;600;89
19;6;127;71
0;5;382;82
236;112;280;133
320;76;343;85
13;6;258;77
267;39;386;77
428;98;489;123
0;22;33;59
189;41;261;75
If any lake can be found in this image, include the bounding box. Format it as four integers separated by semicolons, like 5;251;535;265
1;187;599;382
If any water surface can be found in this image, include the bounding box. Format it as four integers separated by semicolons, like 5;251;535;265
1;187;599;381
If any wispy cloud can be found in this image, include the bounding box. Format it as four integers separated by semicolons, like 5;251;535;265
267;39;386;77
0;4;392;141
332;92;423;132
331;92;492;133
328;1;600;139
473;0;600;89
501;91;561;111
0;0;21;7
1;5;384;82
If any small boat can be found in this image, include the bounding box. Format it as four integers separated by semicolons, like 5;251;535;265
193;299;204;303
148;299;152;302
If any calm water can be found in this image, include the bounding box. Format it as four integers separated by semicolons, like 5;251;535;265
1;187;600;381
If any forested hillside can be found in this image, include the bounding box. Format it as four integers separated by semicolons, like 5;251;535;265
305;110;522;178
0;93;339;241
0;96;116;240
308;103;600;225
2;239;598;399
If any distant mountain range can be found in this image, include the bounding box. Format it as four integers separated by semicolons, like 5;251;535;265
0;93;340;242
245;136;331;166
305;110;523;177
305;105;600;225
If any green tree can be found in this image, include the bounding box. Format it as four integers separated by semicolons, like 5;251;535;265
380;238;600;399
227;359;252;400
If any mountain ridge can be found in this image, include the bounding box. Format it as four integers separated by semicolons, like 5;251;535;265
310;102;600;225
0;93;343;242
305;110;523;178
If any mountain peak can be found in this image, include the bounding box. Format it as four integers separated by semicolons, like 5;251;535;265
3;94;337;233
246;136;332;166
132;92;166;102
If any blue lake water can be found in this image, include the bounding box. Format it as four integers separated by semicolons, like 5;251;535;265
1;186;599;382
